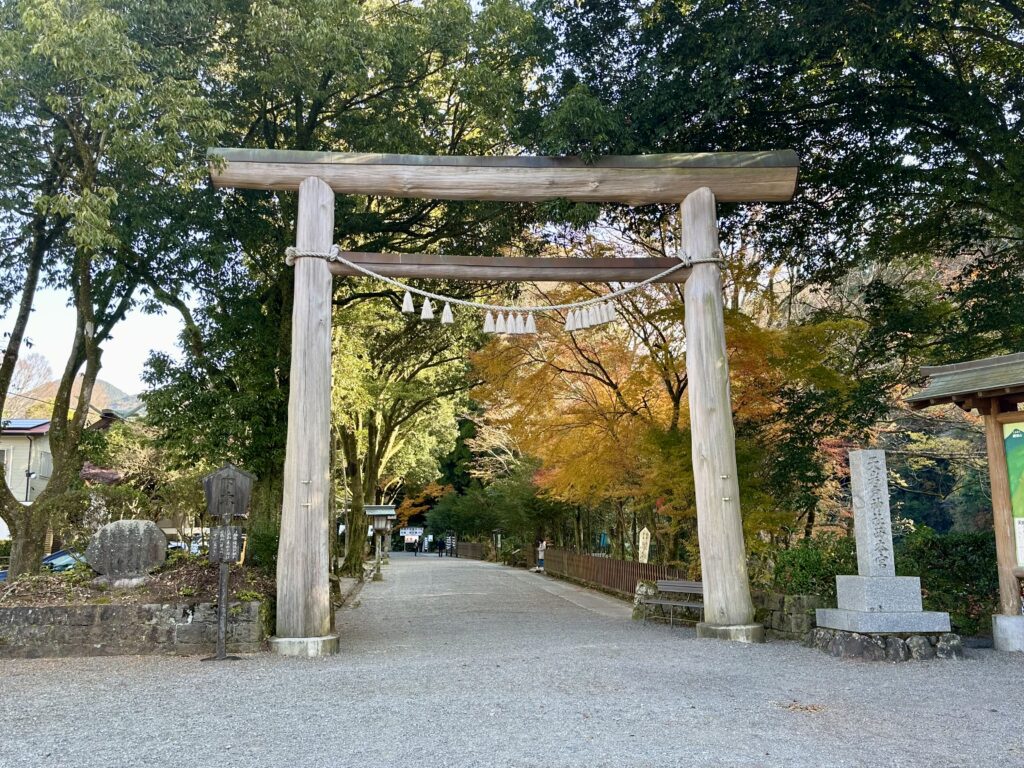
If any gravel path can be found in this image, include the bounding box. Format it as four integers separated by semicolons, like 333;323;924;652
1;553;1021;768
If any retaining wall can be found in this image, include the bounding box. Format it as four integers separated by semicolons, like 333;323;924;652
753;591;828;641
0;601;269;658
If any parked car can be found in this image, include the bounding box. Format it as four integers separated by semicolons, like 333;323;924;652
42;550;84;572
0;550;84;581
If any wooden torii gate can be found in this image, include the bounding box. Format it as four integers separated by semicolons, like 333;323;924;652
208;148;800;655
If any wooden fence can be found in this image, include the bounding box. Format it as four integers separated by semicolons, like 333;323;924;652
456;541;486;560
542;548;684;598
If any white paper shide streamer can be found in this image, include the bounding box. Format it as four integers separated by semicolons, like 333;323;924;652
284;244;694;337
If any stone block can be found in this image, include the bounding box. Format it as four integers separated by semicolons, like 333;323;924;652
66;610;98;626
816;608;950;634
906;635;936;660
269;634;340;657
992;615;1024;652
862;635;887;662
802;595;826;611
789;614;812;635
765;592;784;611
935;633;963;660
884;636;910;662
835;575;923;613
695;622;765;643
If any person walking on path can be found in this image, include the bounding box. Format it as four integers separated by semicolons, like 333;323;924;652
437;538;445;557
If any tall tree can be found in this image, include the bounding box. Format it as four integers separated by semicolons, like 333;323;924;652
145;0;546;533
333;294;477;575
0;0;221;574
531;0;1024;348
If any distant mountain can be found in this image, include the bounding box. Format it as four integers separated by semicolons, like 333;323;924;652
3;376;143;420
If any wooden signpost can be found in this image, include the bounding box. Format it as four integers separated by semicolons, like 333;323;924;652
908;353;1024;651
202;464;255;662
207;147;800;655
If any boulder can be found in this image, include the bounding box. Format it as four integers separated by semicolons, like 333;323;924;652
906;635;936;661
935;633;964;660
884;636;910;662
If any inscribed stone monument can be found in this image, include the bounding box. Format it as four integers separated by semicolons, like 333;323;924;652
85;519;167;587
816;449;950;634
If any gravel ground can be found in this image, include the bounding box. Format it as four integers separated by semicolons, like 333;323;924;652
1;553;1021;768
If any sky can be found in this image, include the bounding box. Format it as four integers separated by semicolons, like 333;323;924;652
0;288;184;396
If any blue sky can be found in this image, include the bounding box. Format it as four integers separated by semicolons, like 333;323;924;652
0;288;183;396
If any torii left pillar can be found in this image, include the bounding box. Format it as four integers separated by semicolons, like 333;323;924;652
270;176;339;656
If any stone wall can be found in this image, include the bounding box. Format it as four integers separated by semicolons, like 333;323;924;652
0;601;269;658
752;592;827;641
808;627;964;661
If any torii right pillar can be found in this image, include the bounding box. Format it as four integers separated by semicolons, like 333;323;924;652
682;187;763;643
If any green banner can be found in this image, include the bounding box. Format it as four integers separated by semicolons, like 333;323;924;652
1005;423;1024;565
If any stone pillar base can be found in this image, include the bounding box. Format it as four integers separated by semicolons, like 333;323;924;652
269;634;339;657
992;615;1024;652
696;622;765;643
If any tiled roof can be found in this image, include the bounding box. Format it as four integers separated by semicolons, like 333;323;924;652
907;353;1024;409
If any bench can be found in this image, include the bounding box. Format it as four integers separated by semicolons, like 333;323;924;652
641;580;704;626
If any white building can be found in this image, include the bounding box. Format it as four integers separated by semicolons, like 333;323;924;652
0;419;52;539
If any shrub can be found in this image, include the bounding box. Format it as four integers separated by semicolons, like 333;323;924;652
246;516;279;572
771;534;857;599
896;528;999;636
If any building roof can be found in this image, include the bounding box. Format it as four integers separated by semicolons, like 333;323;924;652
906;353;1024;410
1;419;51;435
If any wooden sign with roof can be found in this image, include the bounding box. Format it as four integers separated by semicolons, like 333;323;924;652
908;352;1024;651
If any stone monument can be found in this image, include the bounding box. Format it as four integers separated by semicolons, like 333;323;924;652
817;450;951;635
85;519;167;588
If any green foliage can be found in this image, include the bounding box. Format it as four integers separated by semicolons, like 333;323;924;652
427;462;573;547
0;539;10;559
769;529;999;636
245;516;279;573
43;485;153;552
896;529;1000;636
163;550;198;569
772;535;857;600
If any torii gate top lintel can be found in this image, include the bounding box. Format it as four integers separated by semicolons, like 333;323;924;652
207;147;799;204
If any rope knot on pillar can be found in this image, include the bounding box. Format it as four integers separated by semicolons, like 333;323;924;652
284;244;341;266
678;247;725;267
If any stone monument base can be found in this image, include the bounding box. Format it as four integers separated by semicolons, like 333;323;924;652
269;634;340;657
816;607;950;634
92;575;151;590
808;627;963;661
836;575;923;612
992;615;1024;652
696;622;765;643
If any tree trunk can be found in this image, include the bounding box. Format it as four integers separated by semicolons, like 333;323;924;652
338;427;367;578
0;212;51;575
7;510;48;579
